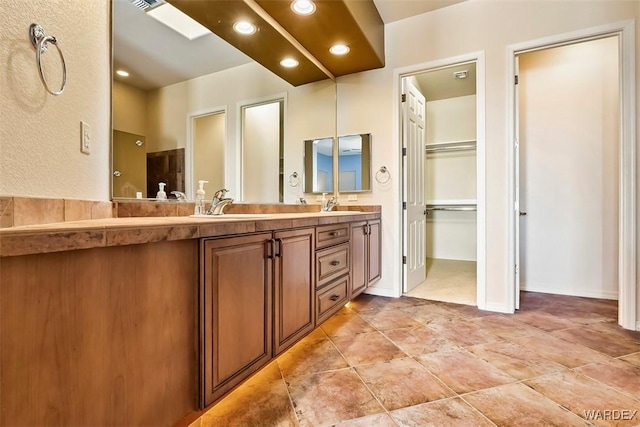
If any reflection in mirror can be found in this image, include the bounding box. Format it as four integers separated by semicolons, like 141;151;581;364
338;133;372;192
241;98;284;203
113;130;146;198
112;0;337;202
304;137;334;193
191;110;225;194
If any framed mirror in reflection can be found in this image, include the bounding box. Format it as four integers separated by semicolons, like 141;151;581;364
304;134;372;194
304;137;334;193
111;0;336;202
338;133;372;192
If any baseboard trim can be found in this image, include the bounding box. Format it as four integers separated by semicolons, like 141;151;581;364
636;321;640;331
365;287;400;298
521;283;618;300
483;303;513;314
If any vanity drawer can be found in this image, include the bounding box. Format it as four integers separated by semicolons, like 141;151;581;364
316;224;349;249
316;276;349;324
316;243;349;287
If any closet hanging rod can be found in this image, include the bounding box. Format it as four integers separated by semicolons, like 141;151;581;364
425;206;477;212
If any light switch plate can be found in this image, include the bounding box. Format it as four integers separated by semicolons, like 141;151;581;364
348;195;358;201
80;121;91;154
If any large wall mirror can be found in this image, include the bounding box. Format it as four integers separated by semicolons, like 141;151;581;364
111;0;336;203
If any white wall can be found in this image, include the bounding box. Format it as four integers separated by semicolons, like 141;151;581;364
0;0;111;200
113;81;147;136
337;0;639;309
425;95;477;261
519;37;619;299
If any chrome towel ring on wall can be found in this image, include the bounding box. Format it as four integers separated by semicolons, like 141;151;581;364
288;171;300;187
29;24;67;96
375;166;390;184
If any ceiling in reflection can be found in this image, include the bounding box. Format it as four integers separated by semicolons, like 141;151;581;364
113;0;467;90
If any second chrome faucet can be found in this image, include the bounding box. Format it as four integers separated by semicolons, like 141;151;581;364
208;188;234;215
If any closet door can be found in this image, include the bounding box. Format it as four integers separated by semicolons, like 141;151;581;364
403;78;427;292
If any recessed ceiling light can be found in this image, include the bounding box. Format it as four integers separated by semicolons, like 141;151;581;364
147;3;211;40
329;44;350;55
116;70;130;77
291;0;316;15
233;21;257;35
280;58;299;68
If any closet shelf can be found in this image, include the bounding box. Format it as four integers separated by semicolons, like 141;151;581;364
426;140;476;153
426;199;476;206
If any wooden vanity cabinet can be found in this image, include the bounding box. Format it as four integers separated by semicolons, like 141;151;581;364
200;228;316;406
273;228;315;355
200;233;274;408
350;219;382;298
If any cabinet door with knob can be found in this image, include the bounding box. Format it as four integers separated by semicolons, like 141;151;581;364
350;219;381;298
273;228;316;355
200;233;273;407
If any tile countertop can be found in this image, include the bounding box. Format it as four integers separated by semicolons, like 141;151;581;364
0;211;381;257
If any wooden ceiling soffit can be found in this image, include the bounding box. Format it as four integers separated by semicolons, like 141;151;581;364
168;0;331;86
255;0;385;77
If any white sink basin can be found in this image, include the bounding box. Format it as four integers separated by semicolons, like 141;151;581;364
189;214;273;219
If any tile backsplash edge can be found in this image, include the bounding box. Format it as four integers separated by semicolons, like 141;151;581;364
0;196;114;229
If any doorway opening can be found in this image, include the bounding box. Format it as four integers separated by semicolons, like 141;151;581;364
240;97;285;203
400;53;486;308
186;107;227;200
508;21;637;330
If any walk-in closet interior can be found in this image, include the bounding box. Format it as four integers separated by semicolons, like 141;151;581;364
406;62;478;305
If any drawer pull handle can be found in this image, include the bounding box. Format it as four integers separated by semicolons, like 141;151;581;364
330;260;340;266
329;294;340;301
328;231;342;237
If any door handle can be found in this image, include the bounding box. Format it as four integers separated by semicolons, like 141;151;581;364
275;238;283;257
519;211;527;216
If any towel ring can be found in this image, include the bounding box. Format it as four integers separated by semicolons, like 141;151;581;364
30;24;66;96
288;172;300;187
375;166;390;184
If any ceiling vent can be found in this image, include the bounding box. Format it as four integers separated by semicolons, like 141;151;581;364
129;0;163;11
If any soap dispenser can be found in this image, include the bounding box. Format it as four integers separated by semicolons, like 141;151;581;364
156;182;167;201
194;180;208;215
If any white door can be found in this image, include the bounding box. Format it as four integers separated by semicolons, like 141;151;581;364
403;78;427;292
514;56;521;310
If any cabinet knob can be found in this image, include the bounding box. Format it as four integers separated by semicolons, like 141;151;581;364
330;260;340;266
329;294;340;301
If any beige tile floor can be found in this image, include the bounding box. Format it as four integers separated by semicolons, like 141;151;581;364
189;292;640;426
405;258;477;306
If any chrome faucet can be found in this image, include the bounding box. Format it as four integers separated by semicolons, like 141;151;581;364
207;188;234;215
321;196;339;212
171;191;187;202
